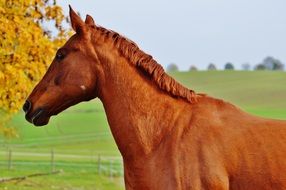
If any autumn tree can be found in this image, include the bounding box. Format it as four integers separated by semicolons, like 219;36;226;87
0;0;69;136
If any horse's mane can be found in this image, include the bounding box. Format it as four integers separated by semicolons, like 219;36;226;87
95;26;197;103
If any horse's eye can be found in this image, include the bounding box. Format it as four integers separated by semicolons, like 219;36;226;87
56;52;64;61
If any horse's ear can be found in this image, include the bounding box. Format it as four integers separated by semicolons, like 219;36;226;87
69;5;85;33
85;15;96;28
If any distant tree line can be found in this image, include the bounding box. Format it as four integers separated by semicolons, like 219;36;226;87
254;56;284;71
166;56;285;71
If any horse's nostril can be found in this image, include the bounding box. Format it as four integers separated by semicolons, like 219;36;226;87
23;100;32;113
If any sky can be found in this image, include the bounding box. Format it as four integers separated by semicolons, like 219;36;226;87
58;0;286;70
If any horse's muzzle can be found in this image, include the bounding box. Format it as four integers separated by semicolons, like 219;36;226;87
24;102;49;127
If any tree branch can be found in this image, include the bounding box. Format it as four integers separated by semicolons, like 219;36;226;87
0;170;61;183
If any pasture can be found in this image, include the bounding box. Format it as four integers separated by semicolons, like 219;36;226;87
1;71;286;189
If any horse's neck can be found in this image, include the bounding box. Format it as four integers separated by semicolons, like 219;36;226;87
98;56;188;159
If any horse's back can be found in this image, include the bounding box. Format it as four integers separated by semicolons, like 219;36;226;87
226;116;286;189
185;97;286;189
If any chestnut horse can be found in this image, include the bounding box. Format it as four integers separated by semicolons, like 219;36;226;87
23;6;286;190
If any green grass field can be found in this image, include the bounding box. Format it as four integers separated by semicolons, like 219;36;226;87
1;71;286;189
171;71;286;119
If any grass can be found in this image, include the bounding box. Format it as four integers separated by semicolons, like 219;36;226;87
1;101;123;189
170;71;286;119
4;100;119;156
1;70;286;189
0;170;123;190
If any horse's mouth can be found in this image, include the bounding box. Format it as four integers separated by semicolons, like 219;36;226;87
25;108;50;127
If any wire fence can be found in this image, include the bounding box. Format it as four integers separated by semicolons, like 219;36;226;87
0;149;124;178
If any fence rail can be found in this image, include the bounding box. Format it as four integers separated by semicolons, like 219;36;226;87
0;149;124;177
0;132;112;148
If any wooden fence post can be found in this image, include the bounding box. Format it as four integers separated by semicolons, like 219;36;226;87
7;149;12;170
51;149;55;172
98;154;101;175
109;160;113;180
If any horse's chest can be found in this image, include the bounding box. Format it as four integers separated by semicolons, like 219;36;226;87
124;153;189;189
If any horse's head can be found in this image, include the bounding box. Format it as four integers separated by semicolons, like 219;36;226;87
23;6;101;126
